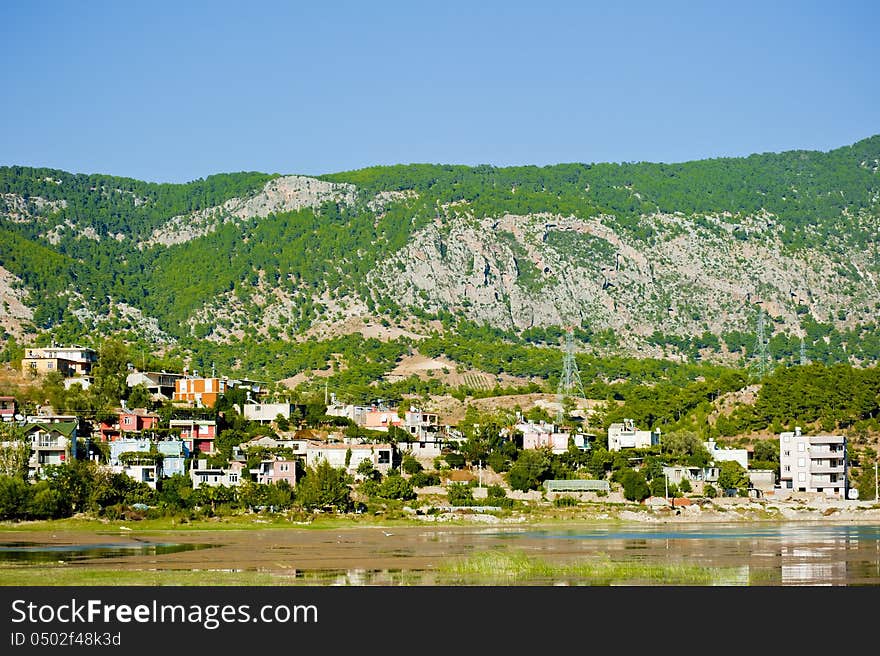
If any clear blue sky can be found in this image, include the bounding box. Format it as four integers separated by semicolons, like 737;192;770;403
2;0;878;183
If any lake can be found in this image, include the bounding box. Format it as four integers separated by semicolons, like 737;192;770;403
1;521;879;585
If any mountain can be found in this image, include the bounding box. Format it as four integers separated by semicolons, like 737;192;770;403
1;137;879;387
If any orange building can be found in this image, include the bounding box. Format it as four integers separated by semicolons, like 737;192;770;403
172;377;227;408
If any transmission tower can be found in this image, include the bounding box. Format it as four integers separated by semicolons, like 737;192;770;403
557;328;587;424
753;308;770;378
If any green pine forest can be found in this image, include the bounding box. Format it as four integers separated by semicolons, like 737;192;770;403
1;136;879;448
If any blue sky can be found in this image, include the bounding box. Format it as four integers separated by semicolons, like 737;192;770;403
1;0;878;183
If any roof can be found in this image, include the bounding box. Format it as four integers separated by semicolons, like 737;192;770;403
544;479;610;492
308;442;393;450
24;421;77;438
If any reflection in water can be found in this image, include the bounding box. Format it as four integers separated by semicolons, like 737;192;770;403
2;524;878;586
0;541;214;564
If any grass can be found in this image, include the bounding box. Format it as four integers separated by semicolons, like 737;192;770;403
0;564;292;586
439;549;748;586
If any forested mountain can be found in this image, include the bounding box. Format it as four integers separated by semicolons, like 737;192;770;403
1;136;879;393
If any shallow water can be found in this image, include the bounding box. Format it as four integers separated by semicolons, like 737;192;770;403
2;522;879;585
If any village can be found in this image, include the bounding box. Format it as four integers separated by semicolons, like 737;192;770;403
0;343;869;523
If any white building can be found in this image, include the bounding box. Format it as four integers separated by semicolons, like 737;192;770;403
779;427;847;498
704;439;749;469
305;442;394;475
243;402;295;424
190;459;245;489
607;419;659;451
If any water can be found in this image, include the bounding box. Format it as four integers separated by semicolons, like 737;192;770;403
2;523;878;585
0;541;214;564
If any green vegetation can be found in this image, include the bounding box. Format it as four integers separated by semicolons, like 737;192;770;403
440;549;748;585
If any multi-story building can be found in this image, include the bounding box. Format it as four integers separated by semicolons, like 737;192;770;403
517;420;579;454
250;457;298;486
607;419;660;451
779;427;848;498
22;421;77;478
21;345;97;378
190;459;245;489
173;376;227;408
170;419;217;454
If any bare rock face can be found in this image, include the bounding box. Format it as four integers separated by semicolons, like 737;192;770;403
368;208;880;349
0;194;67;222
0;266;34;339
140;175;357;248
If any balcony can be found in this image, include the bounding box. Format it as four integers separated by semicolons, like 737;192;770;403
810;463;845;474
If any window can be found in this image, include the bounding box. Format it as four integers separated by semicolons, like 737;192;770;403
797;458;805;468
783;450;790;456
782;434;790;442
798;473;806;482
797;442;805;452
784;465;791;472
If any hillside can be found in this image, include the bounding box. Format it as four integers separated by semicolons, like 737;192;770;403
1;136;879;389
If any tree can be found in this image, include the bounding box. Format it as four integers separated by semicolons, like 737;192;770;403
0;475;31;519
378;473;415;500
620;469;650;502
296;460;352;512
401;453;423;475
127;383;152;410
0;423;31;479
506;448;551;492
717;460;749;493
90;339;131;419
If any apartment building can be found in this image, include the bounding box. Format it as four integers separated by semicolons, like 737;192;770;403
21;345;97;377
607;418;660;451
779;427;848;498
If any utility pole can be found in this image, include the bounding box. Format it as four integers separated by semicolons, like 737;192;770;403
557;327;587;425
875;460;878;501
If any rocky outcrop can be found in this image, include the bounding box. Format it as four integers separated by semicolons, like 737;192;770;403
139;175;358;248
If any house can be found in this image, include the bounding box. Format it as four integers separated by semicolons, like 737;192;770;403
190;459;245;489
305;441;395;475
748;469;777;496
607;419;659;451
99;407;159;442
107;439;160;489
242;402;295;425
0;396;17;422
403;408;439;440
250;457;298;486
779;427;847;498
518;420;572;454
126;370;185;401
326;403;371;425
106;436;188;485
169;419;217;454
155;438;189;477
173;376;227;408
704;439;749;469
21;344;97;378
237;435;309;455
119;408;160;433
23;421;77;478
363;407;404;432
662;465;720;485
